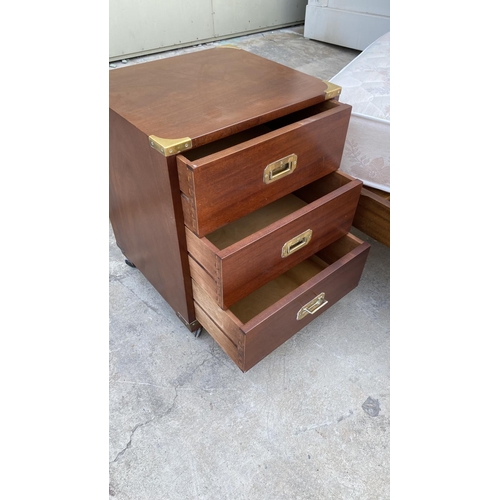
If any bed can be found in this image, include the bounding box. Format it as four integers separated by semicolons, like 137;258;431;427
329;31;390;246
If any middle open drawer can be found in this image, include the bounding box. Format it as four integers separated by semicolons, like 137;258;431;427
186;170;362;309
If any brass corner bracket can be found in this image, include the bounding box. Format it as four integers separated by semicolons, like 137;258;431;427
176;312;200;332
149;135;193;157
322;81;342;100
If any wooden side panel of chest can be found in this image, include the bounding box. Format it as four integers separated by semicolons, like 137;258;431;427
109;109;196;327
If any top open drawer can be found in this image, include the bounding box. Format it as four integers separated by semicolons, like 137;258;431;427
177;100;351;237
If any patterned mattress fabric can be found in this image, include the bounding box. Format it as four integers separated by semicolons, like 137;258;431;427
330;31;390;192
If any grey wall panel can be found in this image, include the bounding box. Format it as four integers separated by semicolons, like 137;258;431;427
110;0;308;60
212;0;307;37
109;0;214;59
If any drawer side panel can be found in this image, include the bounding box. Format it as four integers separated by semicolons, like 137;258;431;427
188;256;219;301
192;280;243;345
194;302;244;370
185;228;218;278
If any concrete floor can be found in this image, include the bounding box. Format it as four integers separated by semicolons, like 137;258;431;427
109;26;390;500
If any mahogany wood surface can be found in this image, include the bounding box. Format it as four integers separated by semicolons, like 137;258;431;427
193;303;243;369
353;187;390;247
186;172;362;309
188;255;219;301
180;193;197;235
185;228;218;277
191;233;369;372
109;109;195;323
220;177;362;307
364;185;390;201
229;257;328;324
316;231;364;262
177;101;351;236
242;235;370;371
206;194;307;250
294;168;354;202
110;48;371;367
192;280;243;346
109;47;330;148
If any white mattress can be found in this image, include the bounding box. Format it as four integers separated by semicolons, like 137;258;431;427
329;31;390;192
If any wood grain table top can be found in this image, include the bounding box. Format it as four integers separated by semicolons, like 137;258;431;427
109;47;330;147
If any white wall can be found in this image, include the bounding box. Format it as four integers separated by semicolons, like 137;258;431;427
109;0;308;61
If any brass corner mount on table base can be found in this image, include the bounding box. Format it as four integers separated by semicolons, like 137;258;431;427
149;135;193;157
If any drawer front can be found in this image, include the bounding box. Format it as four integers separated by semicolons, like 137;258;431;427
192;233;370;372
177;101;351;237
187;171;362;309
242;238;370;371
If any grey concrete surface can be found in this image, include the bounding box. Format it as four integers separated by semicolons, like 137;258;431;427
109;26;389;500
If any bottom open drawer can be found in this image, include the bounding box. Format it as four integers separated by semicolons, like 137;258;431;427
192;233;370;372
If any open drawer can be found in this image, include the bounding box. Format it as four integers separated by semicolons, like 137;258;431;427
177;100;352;237
187;170;362;309
192;233;370;372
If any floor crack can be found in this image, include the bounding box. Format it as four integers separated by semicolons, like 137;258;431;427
110;346;212;465
110;420;150;464
110;387;179;464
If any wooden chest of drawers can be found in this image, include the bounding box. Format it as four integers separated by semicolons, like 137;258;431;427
109;47;370;372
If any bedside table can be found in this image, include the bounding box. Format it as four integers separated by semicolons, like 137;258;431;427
109;47;370;372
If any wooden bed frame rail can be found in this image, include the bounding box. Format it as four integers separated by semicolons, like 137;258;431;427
353;186;390;247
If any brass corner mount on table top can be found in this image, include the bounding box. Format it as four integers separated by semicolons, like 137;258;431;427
322;81;342;100
148;80;341;156
149;135;193;157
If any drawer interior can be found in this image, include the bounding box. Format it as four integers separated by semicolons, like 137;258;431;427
182;100;341;162
229;234;361;323
205;170;353;250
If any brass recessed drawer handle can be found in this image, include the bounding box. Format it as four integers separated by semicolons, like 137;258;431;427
281;229;313;258
263;154;297;184
297;293;328;320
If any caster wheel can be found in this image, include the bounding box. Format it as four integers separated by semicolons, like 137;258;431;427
193;327;203;338
125;259;136;268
